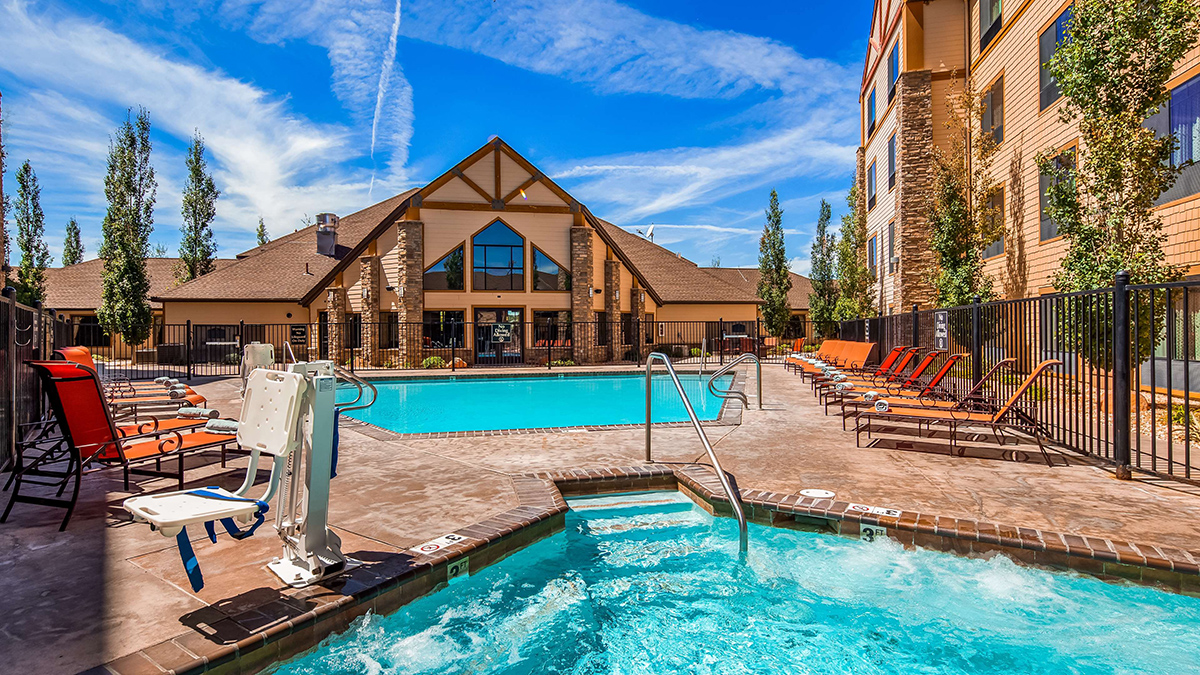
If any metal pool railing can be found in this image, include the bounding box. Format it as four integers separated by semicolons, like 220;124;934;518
707;353;762;410
643;351;747;554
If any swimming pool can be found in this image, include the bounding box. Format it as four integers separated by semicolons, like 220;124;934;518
272;491;1200;674
341;373;732;434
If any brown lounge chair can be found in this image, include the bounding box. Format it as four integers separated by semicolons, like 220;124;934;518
853;359;1062;467
1;361;241;530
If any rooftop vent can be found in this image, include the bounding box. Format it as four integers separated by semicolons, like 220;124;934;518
316;213;339;257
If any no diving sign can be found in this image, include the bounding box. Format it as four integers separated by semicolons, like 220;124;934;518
409;533;470;555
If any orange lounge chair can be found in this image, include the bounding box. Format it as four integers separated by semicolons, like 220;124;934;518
840;357;1017;418
786;340;843;372
813;346;917;390
1;361;240;530
853;359;1062;466
818;349;943;409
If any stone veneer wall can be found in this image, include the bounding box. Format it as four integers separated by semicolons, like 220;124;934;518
603;259;621;358
359;255;381;365
570;226;594;363
895;69;938;310
631;283;647;359
396;221;424;366
324;287;346;361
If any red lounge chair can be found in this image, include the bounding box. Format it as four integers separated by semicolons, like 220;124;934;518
854;359;1061;466
1;361;240;530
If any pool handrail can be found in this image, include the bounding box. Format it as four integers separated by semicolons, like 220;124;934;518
333;364;378;413
707;353;762;410
645;351;748;554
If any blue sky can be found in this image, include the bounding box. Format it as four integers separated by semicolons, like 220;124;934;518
0;0;870;274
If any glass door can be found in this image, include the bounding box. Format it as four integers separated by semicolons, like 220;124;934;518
475;308;523;365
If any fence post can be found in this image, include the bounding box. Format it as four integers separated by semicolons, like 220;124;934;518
1113;270;1132;480
719;316;724;366
451;323;457;372
185;320;193;381
971;296;983;386
911;304;919;350
4;287;16;470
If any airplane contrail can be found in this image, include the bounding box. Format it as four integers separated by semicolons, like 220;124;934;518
369;0;402;198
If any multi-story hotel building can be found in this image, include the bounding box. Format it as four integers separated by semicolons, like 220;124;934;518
860;0;1200;312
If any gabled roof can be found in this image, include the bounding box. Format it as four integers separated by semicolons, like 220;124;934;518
45;257;235;311
699;267;814;310
593;220;759;304
156;190;417;303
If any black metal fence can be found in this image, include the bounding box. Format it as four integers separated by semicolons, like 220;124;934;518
1;290;71;472
838;273;1200;485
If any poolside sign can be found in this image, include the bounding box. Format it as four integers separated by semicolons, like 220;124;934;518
491;323;514;343
409;533;471;556
289;324;308;345
933;311;949;350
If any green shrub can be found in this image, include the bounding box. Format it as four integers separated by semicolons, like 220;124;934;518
223;352;241;365
690;347;701;357
550;358;575;367
422;356;447;369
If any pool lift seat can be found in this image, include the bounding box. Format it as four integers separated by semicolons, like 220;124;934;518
123;361;364;590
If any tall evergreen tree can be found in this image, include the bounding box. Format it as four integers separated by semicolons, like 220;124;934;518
835;183;875;319
98;108;156;345
808;199;838;337
0;92;9;288
176;130;219;283
62;217;84;266
13;161;51;305
256;216;270;246
757;189;792;337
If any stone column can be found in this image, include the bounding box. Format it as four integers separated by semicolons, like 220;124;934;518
604;259;621;361
396;221;424;367
570;225;594;363
325;287;346;362
631;282;647;359
896;69;937;310
359;255;381;365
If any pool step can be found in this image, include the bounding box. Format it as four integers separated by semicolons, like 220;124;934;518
567;491;698;520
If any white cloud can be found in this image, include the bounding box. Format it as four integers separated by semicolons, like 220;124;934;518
789;256;812;276
0;0;389;251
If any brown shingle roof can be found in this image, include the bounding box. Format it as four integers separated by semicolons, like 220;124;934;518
156;190;417;303
699;267;814;311
592;219;759;304
44;257;236;311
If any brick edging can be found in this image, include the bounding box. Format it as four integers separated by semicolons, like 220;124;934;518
98;463;1200;674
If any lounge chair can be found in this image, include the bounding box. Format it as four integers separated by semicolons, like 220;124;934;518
841;357;1017;418
819;349;944;410
1;361;241;530
853;359;1062;466
786;339;844;373
794;341;877;380
813;346;918;391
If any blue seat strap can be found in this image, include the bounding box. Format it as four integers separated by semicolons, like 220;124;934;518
176;527;204;592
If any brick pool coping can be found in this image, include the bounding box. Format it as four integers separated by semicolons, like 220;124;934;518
102;463;1200;675
339;367;747;440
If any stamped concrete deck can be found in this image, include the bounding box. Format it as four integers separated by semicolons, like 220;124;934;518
4;364;1200;674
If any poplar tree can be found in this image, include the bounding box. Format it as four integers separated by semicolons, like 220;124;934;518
14;161;51;305
835;183;875;320
62;217;84;266
757;189;792;337
176;130;219;283
808;199;838;337
256;216;270;246
98;108;156;345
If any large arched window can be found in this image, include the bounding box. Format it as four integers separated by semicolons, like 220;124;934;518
472;220;524;291
425;244;465;291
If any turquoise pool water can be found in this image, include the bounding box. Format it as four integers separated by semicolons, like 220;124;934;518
340;373;732;434
272;492;1200;674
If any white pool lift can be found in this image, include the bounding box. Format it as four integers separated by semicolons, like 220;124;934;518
124;360;374;590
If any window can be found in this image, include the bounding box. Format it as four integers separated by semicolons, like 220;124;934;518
74;315;110;348
533;310;572;346
887;222;896;274
595;310;609;346
982;188;1005;258
424;244;464;291
981;0;1002;51
645;312;655;344
423;310;464;348
867;161;877;210
887;43;899;102
472;221;524;291
621;313;633;346
1039;148;1076;241
982;75;1004;143
1148;74;1200;205
1039;5;1072;110
532;247;571;291
867;87;877;137
344;313;361;349
887;135;897;190
868;235;878;276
